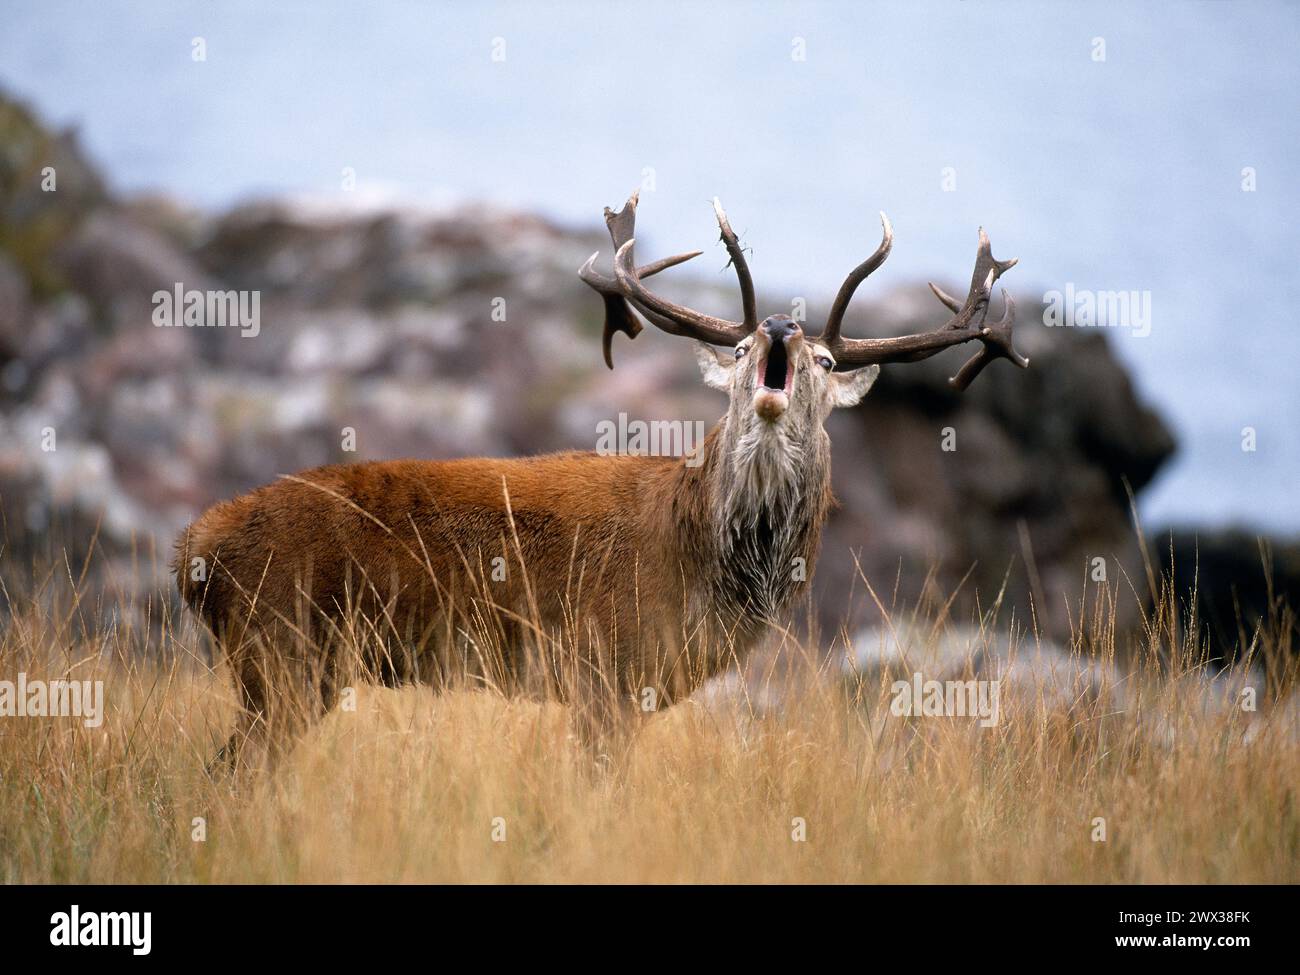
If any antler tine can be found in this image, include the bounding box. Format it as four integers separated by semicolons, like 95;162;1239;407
818;211;894;346
927;281;961;313
580;249;702;368
949;289;1028;391
712;197;758;328
579;248;702;293
968;227;1018;306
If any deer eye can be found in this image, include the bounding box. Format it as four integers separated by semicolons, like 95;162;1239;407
816;355;834;370
734;345;748;360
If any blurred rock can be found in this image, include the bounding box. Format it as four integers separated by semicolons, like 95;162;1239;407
0;251;29;384
823;292;1178;640
0;95;107;298
1160;527;1300;667
836;622;1280;745
56;209;216;331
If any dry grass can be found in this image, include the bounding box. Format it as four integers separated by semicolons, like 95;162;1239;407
0;544;1297;884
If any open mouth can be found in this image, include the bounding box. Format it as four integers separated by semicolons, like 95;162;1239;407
759;339;793;394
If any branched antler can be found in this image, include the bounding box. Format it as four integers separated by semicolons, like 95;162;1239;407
816;220;1027;390
578;191;758;367
579;192;1028;389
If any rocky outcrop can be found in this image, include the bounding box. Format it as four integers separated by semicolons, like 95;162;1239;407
1159;528;1300;667
823;289;1176;640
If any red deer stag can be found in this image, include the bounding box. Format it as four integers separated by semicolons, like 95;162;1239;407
176;191;1025;768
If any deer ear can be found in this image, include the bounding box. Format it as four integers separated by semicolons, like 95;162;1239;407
695;342;734;391
830;364;880;407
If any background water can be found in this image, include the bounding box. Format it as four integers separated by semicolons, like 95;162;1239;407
3;0;1297;532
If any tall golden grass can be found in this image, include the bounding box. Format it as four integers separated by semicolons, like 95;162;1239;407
0;533;1296;884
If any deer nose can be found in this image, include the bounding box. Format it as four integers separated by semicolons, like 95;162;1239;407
761;315;800;341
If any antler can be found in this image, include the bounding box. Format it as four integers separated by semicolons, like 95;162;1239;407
579;191;758;367
815;218;1028;390
580;193;1028;390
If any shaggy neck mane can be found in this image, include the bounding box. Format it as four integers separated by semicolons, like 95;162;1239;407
669;417;832;628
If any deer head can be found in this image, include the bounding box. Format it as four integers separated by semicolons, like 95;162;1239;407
580;192;1028;626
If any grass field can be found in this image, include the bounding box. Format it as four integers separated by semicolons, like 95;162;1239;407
0;548;1297;884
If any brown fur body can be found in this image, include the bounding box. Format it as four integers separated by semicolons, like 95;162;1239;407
176;423;832;765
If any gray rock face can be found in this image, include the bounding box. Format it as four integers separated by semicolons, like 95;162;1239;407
823;294;1177;639
1160;528;1300;666
0;91;1189;646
